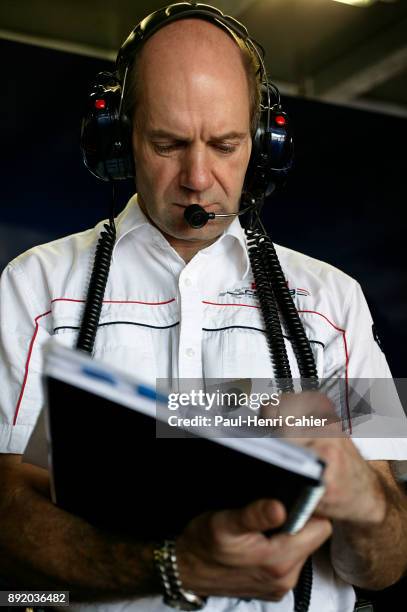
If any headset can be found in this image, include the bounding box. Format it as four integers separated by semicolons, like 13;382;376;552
80;1;294;199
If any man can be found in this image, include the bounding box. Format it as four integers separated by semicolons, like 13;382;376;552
0;5;406;612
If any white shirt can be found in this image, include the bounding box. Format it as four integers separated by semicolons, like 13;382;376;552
1;194;406;612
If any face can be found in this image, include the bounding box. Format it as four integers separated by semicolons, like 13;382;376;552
131;20;253;252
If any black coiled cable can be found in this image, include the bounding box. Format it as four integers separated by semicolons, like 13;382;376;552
245;229;294;393
260;236;319;390
76;219;116;354
294;557;313;612
244;207;319;612
76;197;116;354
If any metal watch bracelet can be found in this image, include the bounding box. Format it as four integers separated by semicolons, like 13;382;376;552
153;539;207;611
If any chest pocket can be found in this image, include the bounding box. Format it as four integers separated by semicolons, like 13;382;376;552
50;299;174;386
202;303;325;382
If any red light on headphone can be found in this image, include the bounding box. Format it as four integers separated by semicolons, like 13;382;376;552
275;115;286;126
95;99;106;110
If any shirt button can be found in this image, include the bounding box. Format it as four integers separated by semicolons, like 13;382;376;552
184;278;192;287
186;348;195;357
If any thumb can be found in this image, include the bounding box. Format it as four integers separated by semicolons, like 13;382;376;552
224;498;286;535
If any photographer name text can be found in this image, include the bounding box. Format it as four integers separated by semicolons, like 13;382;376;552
167;415;328;428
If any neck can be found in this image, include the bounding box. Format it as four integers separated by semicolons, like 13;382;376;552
162;233;219;263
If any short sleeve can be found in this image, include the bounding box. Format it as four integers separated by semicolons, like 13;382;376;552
345;281;392;379
342;281;407;460
0;261;52;453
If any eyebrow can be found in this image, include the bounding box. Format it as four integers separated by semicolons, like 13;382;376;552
147;130;248;141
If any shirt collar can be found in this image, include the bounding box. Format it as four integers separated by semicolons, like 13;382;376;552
111;194;250;278
112;193;150;255
200;215;250;278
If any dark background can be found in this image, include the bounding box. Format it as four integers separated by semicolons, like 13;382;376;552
2;38;406;377
1;37;406;609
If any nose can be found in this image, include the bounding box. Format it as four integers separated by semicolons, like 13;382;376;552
179;144;214;194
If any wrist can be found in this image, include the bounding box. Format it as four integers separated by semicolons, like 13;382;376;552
341;466;387;526
366;468;388;525
153;539;207;610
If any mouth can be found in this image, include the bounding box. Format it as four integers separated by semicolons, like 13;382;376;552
174;202;221;213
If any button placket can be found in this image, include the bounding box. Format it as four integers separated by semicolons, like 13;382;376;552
178;263;204;379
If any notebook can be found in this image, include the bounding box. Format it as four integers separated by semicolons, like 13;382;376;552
43;340;325;538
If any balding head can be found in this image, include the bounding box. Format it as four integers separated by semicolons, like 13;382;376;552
124;18;261;133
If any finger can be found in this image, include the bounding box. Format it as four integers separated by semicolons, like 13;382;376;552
268;391;343;438
294;516;333;546
268;516;333;566
262;559;307;601
220;498;287;535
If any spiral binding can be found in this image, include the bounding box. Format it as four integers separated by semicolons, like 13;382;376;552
76;220;116;354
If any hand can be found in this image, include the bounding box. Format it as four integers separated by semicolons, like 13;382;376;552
267;390;345;437
176;498;332;601
265;391;387;524
295;437;387;524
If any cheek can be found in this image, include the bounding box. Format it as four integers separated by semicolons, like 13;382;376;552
150;161;180;198
135;147;176;193
217;152;251;195
230;141;252;178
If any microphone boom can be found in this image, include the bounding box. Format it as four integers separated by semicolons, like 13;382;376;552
184;202;255;228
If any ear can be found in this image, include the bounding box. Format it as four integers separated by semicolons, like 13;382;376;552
81;72;135;182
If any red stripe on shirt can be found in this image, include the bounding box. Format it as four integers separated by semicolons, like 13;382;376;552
13;303;350;432
13;309;52;426
201;304;351;432
298;310;351;433
13;297;176;425
51;297;176;306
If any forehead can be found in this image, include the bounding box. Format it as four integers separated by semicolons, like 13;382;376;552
137;18;244;67
135;19;251;132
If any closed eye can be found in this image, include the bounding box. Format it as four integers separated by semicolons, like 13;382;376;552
212;143;238;154
153;142;185;155
152;141;240;155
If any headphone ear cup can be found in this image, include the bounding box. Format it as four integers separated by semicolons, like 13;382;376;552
244;84;294;197
81;72;135;182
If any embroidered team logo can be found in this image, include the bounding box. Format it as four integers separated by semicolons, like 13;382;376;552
289;287;311;298
218;283;310;301
218;285;257;300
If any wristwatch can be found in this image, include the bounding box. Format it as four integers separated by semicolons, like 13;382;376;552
153;539;207;610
